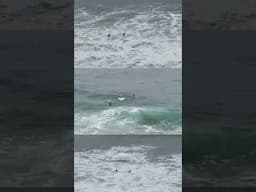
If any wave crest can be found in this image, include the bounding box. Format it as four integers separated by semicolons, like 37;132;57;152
75;106;181;134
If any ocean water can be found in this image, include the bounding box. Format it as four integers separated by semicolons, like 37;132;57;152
184;125;256;187
75;68;181;135
75;135;181;192
75;0;181;68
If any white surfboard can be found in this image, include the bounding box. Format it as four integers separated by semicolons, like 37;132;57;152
117;97;125;101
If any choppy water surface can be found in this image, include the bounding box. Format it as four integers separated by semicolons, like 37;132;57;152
75;69;181;135
75;145;181;192
75;0;181;68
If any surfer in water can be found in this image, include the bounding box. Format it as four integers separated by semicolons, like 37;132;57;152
109;102;112;107
107;33;111;38
132;93;135;99
122;32;126;37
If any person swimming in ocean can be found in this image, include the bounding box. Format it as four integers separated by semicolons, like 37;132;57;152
109;102;112;107
122;33;126;37
115;169;118;172
132;93;135;99
107;33;111;38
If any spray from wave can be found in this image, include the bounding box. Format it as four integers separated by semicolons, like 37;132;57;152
75;106;181;134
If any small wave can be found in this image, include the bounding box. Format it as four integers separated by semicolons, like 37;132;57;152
75;6;181;68
75;106;181;134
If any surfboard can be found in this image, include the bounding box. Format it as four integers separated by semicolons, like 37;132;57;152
118;97;125;101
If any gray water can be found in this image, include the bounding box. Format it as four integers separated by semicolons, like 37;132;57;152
75;68;181;135
75;0;181;68
75;135;181;192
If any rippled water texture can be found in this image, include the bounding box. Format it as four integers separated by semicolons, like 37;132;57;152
75;145;181;192
75;0;181;68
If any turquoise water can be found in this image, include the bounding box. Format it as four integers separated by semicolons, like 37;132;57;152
75;68;181;134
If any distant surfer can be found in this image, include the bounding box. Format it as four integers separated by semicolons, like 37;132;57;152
128;170;131;173
122;33;126;37
115;169;118;172
132;93;135;99
107;33;111;38
109;102;112;107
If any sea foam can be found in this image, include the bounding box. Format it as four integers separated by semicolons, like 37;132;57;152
75;6;181;68
75;145;181;192
75;106;181;135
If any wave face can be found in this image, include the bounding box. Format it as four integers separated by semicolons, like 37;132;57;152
75;145;181;192
75;69;181;135
75;0;181;68
75;106;181;134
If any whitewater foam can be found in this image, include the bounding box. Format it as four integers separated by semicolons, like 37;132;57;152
75;6;181;68
75;106;181;135
75;145;181;192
